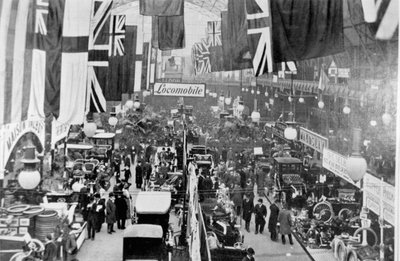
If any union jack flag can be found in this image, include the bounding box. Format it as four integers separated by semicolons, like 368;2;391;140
207;21;221;47
246;0;273;76
192;39;211;75
87;0;113;113
109;14;125;56
35;0;49;35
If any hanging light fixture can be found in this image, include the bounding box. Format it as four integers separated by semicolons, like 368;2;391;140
256;87;260;95
274;91;279;98
318;100;325;109
298;92;304;103
346;128;367;182
251;88;255;94
288;96;293;103
265;89;269;97
225;91;232;105
108;107;118;127
343;97;351;114
18;146;41;190
382;104;392;126
369;119;377;127
219;92;225;103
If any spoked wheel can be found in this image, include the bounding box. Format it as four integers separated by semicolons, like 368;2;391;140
338;208;353;221
313;202;333;223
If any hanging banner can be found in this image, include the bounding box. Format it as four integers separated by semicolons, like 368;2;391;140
2;120;46;167
322;148;360;188
51;120;71;148
299;127;328;153
153;82;206;97
363;173;395;225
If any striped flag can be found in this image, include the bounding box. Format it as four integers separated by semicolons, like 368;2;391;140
192;39;211;75
87;0;113;113
246;0;273;76
0;0;35;125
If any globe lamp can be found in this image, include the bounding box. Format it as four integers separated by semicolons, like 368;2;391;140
251;111;260;123
318;101;325;109
256;89;260;95
298;97;305;103
265;91;269;97
251;89;255;94
346;128;367;182
225;97;232;105
343;106;351;114
369;120;377;127
83;122;97;137
18;146;41;190
125;100;134;110
288;96;293;103
284;126;297;140
382;112;392;126
133;99;141;109
108;116;118;127
237;104;244;112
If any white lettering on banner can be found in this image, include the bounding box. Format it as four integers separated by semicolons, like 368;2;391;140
299;127;328;153
51;120;71;146
363;173;395;225
322;148;360;188
153;82;206;97
3;120;45;166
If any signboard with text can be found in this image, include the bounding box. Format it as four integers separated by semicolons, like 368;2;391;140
363;173;395;225
322;148;360;188
153;82;206;97
51;120;71;147
299;127;328;153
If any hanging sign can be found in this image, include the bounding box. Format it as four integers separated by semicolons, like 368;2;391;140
2;120;45;167
153;82;206;97
299;127;328;153
363;173;394;225
51;120;71;147
322;148;360;188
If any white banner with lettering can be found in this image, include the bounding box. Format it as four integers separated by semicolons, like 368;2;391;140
51;120;71;148
2;120;45;171
299;127;328;153
363;173;395;225
322;148;360;188
153;82;206;97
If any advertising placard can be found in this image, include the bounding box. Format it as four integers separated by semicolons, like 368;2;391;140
153;82;206;97
322;148;360;188
363;173;394;225
299;127;328;153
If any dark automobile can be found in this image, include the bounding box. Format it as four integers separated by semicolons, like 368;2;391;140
207;219;243;247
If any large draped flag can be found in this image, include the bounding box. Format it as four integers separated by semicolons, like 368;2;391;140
246;0;273;76
207;21;224;72
221;1;253;71
192;39;211;75
1;0;90;125
87;0;112;113
270;0;344;62
0;0;35;125
140;0;183;16
156;15;185;50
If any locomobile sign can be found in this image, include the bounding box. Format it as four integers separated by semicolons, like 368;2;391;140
154;82;206;97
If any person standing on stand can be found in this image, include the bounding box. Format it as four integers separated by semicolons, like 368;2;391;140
268;198;280;241
254;198;267;234
42;234;57;261
135;161;143;189
277;204;293;245
242;194;254;232
86;196;97;240
106;192;116;234
94;193;105;232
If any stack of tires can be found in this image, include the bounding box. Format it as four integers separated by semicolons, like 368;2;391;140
34;210;59;242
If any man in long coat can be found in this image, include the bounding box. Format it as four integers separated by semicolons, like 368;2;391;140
277;204;293;245
135;161;143;189
242;194;254;232
254;198;267;234
268;199;280;241
106;192;116;234
115;193;128;229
